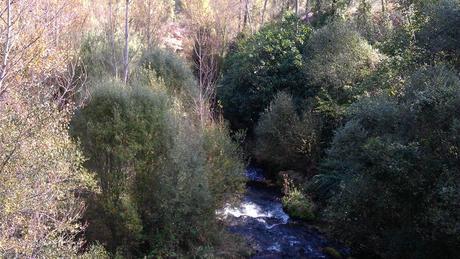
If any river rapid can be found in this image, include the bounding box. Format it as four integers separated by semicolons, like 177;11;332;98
218;168;350;258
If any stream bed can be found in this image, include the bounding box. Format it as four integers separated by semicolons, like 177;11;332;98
218;168;350;258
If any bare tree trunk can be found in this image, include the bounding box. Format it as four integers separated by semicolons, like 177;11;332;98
243;0;249;31
193;28;219;125
238;0;242;32
146;0;152;48
295;0;299;15
0;0;12;96
381;0;386;14
108;0;118;78
123;0;130;84
261;0;268;26
248;0;254;33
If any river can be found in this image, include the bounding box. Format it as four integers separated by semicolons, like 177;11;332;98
218;167;350;258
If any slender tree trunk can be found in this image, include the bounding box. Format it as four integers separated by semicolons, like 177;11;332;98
247;0;253;33
238;0;242;32
108;0;118;78
295;0;299;16
146;0;152;48
261;0;268;26
381;0;385;14
243;0;249;31
0;0;12;95
123;0;130;84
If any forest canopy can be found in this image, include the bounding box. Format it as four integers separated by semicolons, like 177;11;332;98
0;0;459;258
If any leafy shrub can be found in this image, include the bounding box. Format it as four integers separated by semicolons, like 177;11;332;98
282;176;316;221
305;20;382;120
254;92;320;173
315;66;460;258
218;14;312;130
80;244;111;259
139;47;198;100
71;80;169;255
417;0;460;69
282;188;316;221
0;99;97;257
203;122;246;207
71;79;245;257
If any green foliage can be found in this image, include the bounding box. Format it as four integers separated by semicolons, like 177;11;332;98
0;98;97;257
71;81;169;254
71;78;245;257
282;188;316;221
353;0;393;45
80;33;142;81
417;0;460;69
218;14;312;129
282;177;316;221
305;20;382;120
203;123;246;207
139;47;199;100
316;66;460;258
80;244;111;259
254;92;320;173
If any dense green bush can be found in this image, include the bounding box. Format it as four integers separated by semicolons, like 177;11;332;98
71;79;245;257
139;47;198;100
417;0;460;69
315;66;460;258
71;81;169;255
281;174;316;221
254;92;320;173
305;20;382;120
282;187;316;221
218;14;312;130
203;123;246;207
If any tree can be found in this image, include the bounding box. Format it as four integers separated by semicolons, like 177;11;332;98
255;92;320;173
131;0;175;48
0;0;12;94
315;66;460;258
417;0;460;69
123;0;131;83
192;27;221;123
218;14;312;130
71;79;245;256
305;21;382;121
0;98;96;257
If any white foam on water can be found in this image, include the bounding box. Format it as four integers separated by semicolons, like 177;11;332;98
256;218;267;224
218;201;273;219
267;243;282;252
218;199;290;230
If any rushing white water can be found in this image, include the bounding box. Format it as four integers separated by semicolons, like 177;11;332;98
218;200;289;229
219;201;273;218
218;167;350;258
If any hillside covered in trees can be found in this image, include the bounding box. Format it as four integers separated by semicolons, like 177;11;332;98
0;0;459;258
